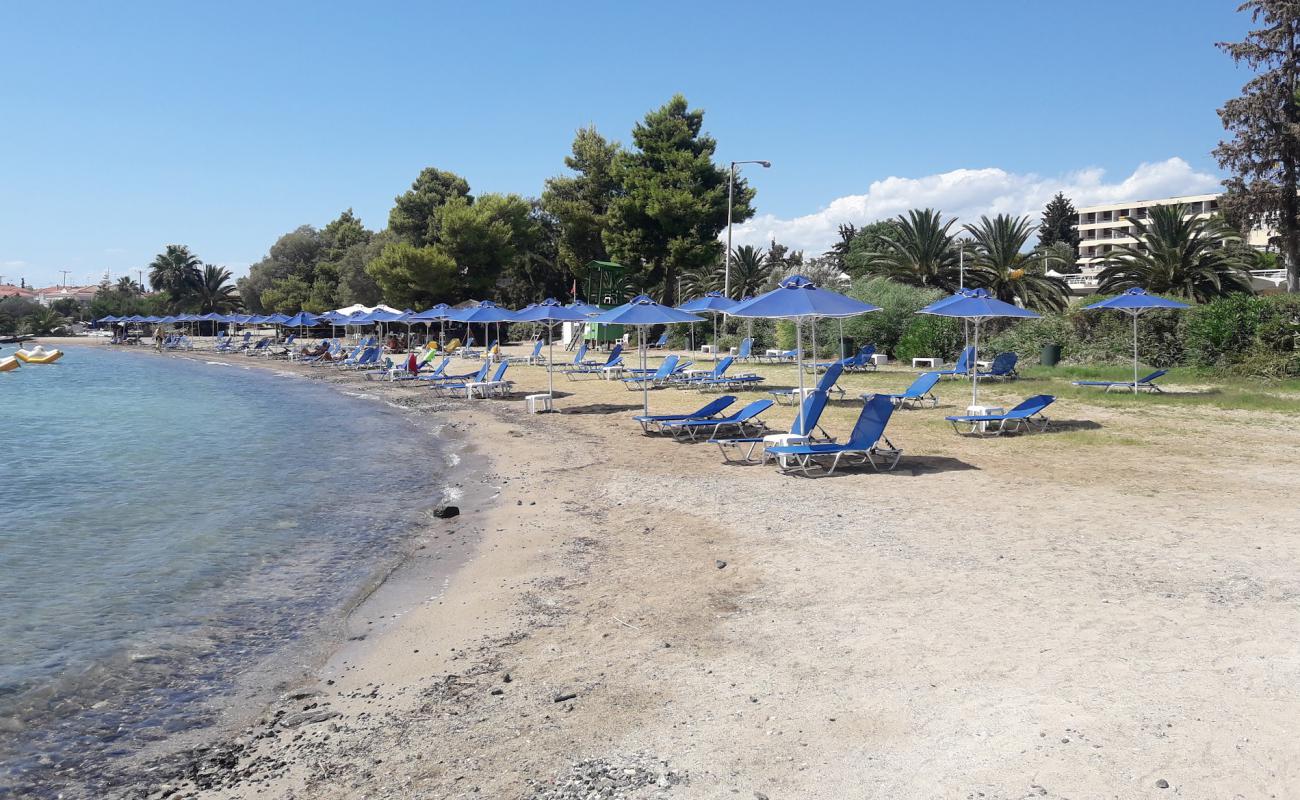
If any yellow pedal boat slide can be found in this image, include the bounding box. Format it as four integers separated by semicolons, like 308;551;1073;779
14;346;63;364
0;355;19;372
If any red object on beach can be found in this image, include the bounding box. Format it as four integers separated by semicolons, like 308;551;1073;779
407;352;419;374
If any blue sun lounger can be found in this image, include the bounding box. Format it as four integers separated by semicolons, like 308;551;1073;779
946;394;1055;435
564;343;624;379
734;338;754;361
877;371;940;409
770;362;845;405
1072;369;1167;393
659;398;774;441
648;331;669;349
975;352;1019;380
623;354;680;389
675;355;734;386
467;361;512;398
429;361;493;397
807;344;875;373
935;346;975;378
765;394;902;476
711;387;835;464
633;395;737;434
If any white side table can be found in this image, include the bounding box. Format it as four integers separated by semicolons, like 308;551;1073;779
913;357;943;369
600;365;625;381
765;348;782;358
763;432;809;467
700;344;715;355
870;353;889;366
965;405;1003;433
526;394;553;413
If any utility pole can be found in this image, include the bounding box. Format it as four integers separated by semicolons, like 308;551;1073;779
60;269;70;287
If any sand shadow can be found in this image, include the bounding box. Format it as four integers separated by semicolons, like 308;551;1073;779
562;403;642;415
802;455;979;479
1042;419;1103;433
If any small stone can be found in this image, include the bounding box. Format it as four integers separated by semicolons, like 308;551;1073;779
553;692;578;703
489;688;504;696
755;793;770;800
502;673;512;683
433;506;460;519
716;560;727;569
1156;778;1169;789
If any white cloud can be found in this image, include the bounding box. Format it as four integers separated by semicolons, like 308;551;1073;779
729;157;1222;255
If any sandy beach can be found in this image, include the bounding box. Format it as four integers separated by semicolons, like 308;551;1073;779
35;337;1300;799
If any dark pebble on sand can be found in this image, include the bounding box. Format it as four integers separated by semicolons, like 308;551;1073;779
1156;778;1169;789
716;560;727;569
553;692;577;703
434;506;460;519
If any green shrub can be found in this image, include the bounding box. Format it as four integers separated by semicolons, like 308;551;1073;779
840;276;946;356
983;315;1078;365
1184;294;1263;367
776;320;796;350
895;315;963;362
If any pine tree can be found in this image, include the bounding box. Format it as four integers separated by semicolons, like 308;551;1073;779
1038;192;1080;254
604;95;754;305
1215;0;1300;292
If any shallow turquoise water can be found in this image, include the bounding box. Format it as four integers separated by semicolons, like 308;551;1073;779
0;345;443;795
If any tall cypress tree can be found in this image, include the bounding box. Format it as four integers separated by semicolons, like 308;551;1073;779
604;95;754;305
1215;0;1300;293
1038;192;1080;254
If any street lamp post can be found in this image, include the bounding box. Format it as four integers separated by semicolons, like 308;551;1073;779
724;159;772;298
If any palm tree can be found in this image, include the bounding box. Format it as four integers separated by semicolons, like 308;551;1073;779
148;245;203;306
23;307;67;335
115;276;143;295
963;214;1070;312
193;265;243;314
861;208;962;289
728;245;769;298
1096;204;1254;302
679;263;722;299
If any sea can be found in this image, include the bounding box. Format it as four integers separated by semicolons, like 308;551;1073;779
0;345;447;796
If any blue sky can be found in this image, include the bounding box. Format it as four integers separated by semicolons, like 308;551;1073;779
0;1;1252;287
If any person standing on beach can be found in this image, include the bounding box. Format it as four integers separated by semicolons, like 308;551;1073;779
154;327;165;351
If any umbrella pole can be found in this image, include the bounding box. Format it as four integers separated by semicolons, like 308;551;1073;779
971;320;981;409
548;324;556;399
795;318;806;430
1132;310;1139;397
713;314;718;362
839;319;845;360
641;326;649;416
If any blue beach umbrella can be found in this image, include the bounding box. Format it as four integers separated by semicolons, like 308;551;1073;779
282;311;320;327
677;290;737;362
918;288;1040;408
449;301;516;360
1082;288;1190;395
727;275;881;408
512;298;591;400
590;295;702;415
411;303;451;346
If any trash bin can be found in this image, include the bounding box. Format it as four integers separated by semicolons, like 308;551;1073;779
1040;343;1062;367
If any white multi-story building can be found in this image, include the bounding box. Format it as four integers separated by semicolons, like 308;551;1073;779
1064;192;1282;294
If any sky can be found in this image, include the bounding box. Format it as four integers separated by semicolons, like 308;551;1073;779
0;1;1254;289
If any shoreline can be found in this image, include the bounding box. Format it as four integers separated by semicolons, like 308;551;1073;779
25;336;1300;799
14;339;495;798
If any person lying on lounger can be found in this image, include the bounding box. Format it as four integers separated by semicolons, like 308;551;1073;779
299;341;330;358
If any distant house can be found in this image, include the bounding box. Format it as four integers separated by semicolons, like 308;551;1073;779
0;283;38;300
34;285;99;306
